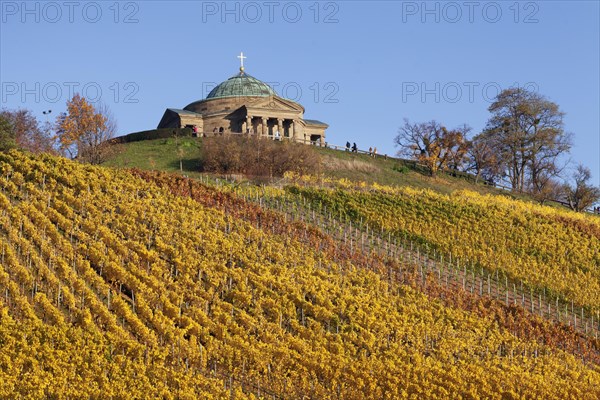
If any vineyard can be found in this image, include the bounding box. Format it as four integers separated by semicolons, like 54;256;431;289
272;182;600;313
1;150;600;398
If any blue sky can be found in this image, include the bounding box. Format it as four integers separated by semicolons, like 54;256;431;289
1;1;599;185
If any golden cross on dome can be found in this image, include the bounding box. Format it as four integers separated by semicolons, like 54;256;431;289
237;52;247;72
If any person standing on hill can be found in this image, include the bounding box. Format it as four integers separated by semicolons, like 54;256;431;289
346;141;351;151
352;142;358;153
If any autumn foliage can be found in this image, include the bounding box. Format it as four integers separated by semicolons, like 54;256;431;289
55;94;115;164
201;135;321;177
395;119;469;176
287;182;600;313
0;109;56;154
0;150;599;398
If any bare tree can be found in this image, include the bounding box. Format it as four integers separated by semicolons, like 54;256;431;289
563;165;600;212
394;119;469;176
484;88;571;193
530;176;563;205
464;131;500;184
448;124;472;171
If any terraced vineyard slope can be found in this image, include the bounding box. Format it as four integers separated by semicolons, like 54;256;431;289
0;151;599;399
281;183;600;314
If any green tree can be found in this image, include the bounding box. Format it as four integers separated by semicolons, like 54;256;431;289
0;109;55;154
0;114;15;151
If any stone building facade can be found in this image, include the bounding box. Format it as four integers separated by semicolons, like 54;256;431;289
157;67;328;144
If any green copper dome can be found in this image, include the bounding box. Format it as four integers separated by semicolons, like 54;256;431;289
206;71;275;99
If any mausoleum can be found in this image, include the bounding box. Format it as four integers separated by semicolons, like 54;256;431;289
157;53;328;144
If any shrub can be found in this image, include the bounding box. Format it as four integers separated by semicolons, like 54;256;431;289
393;163;410;174
201;135;321;177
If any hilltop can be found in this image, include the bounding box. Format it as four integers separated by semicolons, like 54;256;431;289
104;135;533;199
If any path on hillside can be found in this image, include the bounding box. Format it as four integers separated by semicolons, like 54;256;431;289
245;191;600;341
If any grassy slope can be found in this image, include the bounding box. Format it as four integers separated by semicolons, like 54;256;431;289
106;137;204;177
104;137;531;200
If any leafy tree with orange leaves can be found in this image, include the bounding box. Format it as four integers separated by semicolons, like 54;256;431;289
55;94;116;164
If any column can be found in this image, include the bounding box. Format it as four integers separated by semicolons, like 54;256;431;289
277;118;283;139
290;120;296;141
245;115;252;133
261;117;268;136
